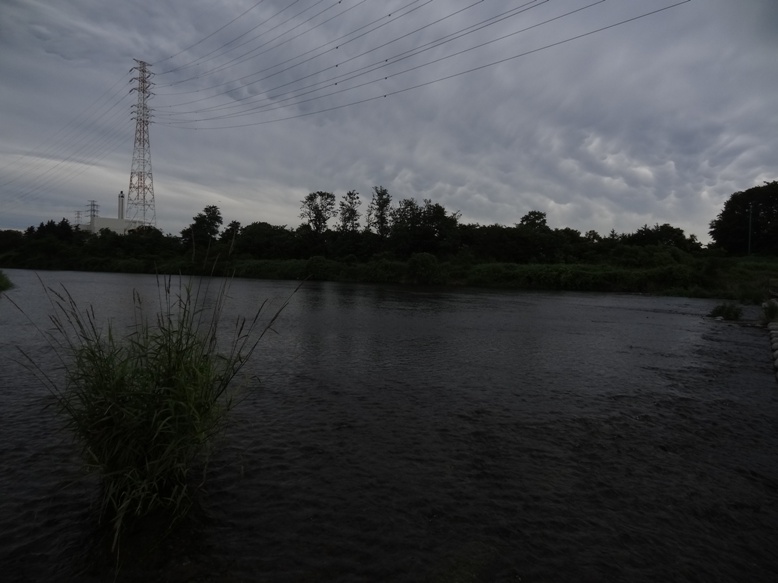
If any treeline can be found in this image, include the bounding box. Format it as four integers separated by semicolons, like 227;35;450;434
1;186;702;266
0;183;775;298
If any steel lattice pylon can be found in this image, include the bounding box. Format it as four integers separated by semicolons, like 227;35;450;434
126;59;155;227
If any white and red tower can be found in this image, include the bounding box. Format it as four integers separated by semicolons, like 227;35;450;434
126;59;155;227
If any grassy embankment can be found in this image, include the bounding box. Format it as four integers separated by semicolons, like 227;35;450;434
216;254;778;302
4;253;778;301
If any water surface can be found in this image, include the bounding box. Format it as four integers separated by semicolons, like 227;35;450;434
1;269;777;582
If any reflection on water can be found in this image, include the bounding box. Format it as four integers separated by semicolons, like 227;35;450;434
1;269;777;582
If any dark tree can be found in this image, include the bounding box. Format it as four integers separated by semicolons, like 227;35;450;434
518;210;549;231
552;227;584;262
235;222;296;259
124;227;180;264
391;198;422;228
387;198;461;258
29;218;76;241
366;186;392;239
389;198;422;257
181;205;223;256
6;217;90;269
458;223;521;263
220;220;241;243
418;199;461;257
622;223;701;252
515;211;555;262
709;181;778;254
337;190;362;233
0;229;24;253
300;191;337;235
220;220;241;255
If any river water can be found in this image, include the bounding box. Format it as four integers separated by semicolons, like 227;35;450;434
1;269;777;582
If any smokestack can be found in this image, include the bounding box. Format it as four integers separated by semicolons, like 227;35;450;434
118;190;125;220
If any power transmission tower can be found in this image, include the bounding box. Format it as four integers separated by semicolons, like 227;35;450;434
126;59;155;227
87;199;99;219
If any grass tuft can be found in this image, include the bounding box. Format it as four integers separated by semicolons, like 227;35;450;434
0;269;12;292
708;302;743;321
14;274;292;554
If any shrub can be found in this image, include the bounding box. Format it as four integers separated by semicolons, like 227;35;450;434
762;300;778;322
407;252;443;285
363;258;406;283
231;259;307;279
15;275;291;552
709;302;742;321
305;255;339;280
0;269;11;292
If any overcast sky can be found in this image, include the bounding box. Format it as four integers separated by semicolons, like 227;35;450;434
1;0;776;242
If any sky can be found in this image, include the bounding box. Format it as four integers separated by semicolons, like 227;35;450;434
1;0;776;243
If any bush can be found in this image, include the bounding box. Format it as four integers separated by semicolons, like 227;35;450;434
305;255;339;280
363;258;406;283
709;302;742;321
762;300;778;322
407;253;443;285
17;275;291;552
230;259;307;279
0;269;11;292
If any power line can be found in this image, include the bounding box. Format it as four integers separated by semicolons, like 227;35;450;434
0;107;131;207
155;0;547;120
155;0;426;95
157;0;331;83
153;0;586;124
158;1;691;130
154;0;272;70
0;124;130;215
0;72;130;189
0;68;135;212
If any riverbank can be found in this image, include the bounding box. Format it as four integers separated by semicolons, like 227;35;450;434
768;322;778;382
3;254;778;301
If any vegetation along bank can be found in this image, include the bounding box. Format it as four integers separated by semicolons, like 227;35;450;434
0;269;12;292
2;181;778;301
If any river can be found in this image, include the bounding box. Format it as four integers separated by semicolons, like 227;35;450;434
1;269;777;582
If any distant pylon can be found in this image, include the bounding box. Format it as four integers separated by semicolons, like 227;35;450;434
126;59;155;227
87;199;99;219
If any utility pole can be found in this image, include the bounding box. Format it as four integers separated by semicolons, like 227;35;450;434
126;59;155;228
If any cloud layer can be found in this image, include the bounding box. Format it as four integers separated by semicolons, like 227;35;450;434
1;0;776;242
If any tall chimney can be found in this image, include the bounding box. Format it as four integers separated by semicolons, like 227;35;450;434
118;190;125;220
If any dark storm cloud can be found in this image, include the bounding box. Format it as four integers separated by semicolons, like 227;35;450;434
1;0;775;240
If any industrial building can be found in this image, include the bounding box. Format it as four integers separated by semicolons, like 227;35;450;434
79;191;141;234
